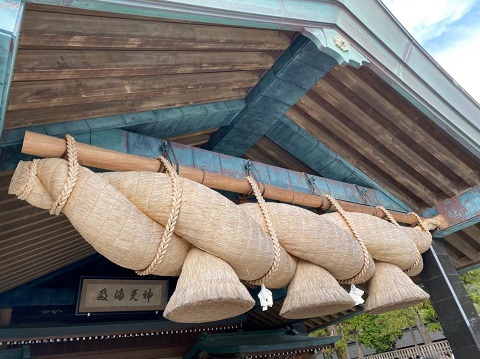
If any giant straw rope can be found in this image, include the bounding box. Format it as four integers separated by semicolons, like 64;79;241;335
8;134;447;321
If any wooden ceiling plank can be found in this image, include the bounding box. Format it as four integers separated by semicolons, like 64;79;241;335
168;128;218;142
5;88;246;129
1;223;77;251
13;50;274;81
0;249;94;288
442;240;470;261
243;145;279;167
0;211;66;236
332;67;480;187
0;248;95;293
443;233;479;261
295;97;438;206
314;80;458;197
173;134;212;147
8;72;258;111
460;226;480;246
0;236;90;269
0;206;51;230
444;246;464;267
1;238;93;273
1;218;72;248
287;108;420;209
246;136;318;174
0;229;81;260
20;11;290;51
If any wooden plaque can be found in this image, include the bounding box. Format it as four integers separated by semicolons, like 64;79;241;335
77;278;167;314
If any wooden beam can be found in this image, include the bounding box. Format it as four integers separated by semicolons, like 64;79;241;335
13;50;274;81
443;233;479;262
20;10;291;51
8;72;258;110
244;136;318;175
313;80;458;197
338;67;480;187
295;96;438;206
167;129;218;147
19;131;423;224
5;88;245;128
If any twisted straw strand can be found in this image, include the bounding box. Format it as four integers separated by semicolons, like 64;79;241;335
137;156;182;276
18;159;40;201
378;206;422;275
323;194;370;284
245;176;281;286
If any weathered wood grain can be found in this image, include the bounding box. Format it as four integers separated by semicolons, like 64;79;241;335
8;72;258;110
5;88;246;128
13;50;274;81
168;128;218;147
20;11;290;51
355;68;480;179
295;97;439;205
286;107;421;210
244;136;318;175
313;79;458;197
331;67;480;187
444;233;479;261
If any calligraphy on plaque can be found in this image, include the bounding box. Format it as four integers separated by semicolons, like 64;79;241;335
77;278;167;314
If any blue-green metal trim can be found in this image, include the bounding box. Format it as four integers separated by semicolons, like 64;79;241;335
0;99;245;148
205;36;339;156
0;0;24;137
30;128;407;212
185;329;339;359
421;185;480;238
266;116;411;212
22;0;480;158
0;315;248;342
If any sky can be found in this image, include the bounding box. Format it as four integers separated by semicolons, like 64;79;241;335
382;0;480;103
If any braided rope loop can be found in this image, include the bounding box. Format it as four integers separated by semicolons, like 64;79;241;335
375;206;399;227
245;176;281;286
137;156;182;276
18;159;40;200
378;206;422;275
406;211;431;275
50;134;79;215
409;212;430;233
323;194;370;284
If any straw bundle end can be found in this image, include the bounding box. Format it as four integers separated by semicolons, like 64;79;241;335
163;248;255;323
280;260;355;319
365;261;429;314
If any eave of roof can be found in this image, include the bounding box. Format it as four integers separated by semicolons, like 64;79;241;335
4;0;476;159
185;329;339;358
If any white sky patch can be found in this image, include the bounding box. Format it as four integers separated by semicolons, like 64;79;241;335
432;29;480;102
382;0;475;42
383;0;480;103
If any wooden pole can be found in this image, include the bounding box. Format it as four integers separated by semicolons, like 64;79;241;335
21;131;420;224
